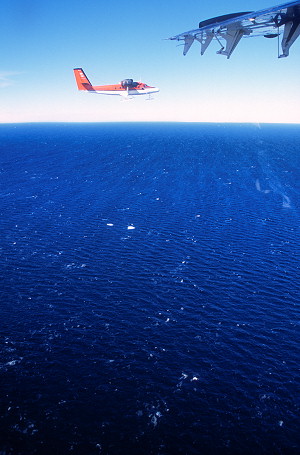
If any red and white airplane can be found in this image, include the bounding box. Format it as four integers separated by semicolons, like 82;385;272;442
73;68;159;99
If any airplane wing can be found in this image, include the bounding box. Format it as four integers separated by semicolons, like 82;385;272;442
169;1;300;58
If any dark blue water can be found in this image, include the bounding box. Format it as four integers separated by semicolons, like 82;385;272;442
0;123;299;455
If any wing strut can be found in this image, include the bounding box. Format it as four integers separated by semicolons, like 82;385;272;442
275;5;300;57
280;17;300;56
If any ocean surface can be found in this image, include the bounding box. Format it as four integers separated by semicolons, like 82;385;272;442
0;122;299;455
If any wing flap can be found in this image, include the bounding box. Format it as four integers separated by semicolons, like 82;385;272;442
217;25;251;58
183;35;195;55
195;32;214;55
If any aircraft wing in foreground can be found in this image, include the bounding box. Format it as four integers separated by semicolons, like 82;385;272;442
73;68;159;99
169;1;300;58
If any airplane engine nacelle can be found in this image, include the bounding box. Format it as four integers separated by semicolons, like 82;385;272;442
121;79;138;88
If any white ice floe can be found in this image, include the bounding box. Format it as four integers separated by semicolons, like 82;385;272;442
107;223;114;226
127;225;135;230
6;359;21;366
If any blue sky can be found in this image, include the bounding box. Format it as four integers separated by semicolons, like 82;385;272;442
1;0;299;123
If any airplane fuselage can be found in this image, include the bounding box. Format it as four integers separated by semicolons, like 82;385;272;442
73;69;159;97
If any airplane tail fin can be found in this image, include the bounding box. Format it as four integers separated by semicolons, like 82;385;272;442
73;68;95;91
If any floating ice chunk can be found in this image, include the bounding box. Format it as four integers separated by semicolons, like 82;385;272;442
107;223;114;226
191;376;199;381
151;415;158;427
278;420;284;427
6;360;20;366
127;225;135;230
